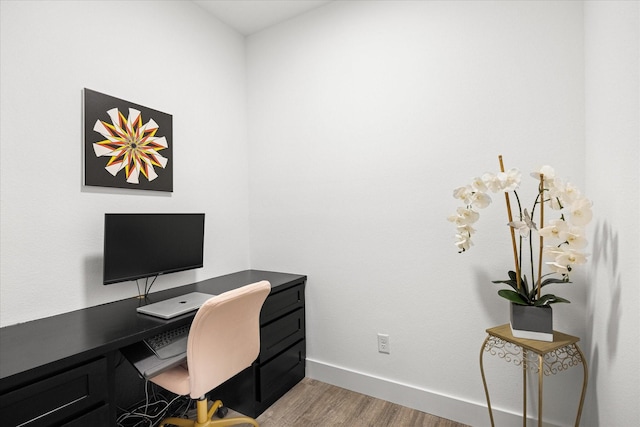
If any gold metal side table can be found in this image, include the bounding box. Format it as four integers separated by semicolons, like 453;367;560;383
479;324;588;427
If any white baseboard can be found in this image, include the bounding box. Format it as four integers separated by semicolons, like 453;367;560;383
306;358;556;427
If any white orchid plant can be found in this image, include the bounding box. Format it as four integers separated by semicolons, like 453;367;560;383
448;156;593;306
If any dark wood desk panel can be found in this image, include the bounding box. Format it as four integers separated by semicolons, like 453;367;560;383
0;270;306;426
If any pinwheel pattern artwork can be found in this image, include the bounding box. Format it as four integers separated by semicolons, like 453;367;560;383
84;89;173;191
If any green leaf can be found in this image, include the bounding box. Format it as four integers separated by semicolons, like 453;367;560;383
534;294;571;306
528;275;572;300
493;271;531;303
521;275;530;299
493;271;525;290
540;277;571;287
492;279;519;291
498;289;529;305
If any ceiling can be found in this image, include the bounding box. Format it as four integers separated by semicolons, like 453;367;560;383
193;0;334;36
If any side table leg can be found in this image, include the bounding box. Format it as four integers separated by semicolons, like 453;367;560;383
538;353;543;427
480;336;495;427
523;349;527;427
574;344;588;426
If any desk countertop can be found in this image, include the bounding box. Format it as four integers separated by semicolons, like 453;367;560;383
0;270;306;388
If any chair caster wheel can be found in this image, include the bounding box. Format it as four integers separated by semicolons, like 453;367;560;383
216;405;229;418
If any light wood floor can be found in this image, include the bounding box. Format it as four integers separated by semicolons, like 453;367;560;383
229;378;470;426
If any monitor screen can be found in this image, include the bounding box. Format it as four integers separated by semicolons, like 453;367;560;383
103;213;205;285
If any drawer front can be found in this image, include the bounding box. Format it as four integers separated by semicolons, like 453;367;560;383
257;339;305;404
1;357;109;427
259;308;305;363
62;403;110;427
261;282;305;325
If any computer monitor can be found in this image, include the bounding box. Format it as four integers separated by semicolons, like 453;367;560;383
103;213;205;285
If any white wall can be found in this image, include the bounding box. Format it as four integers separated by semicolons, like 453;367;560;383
2;1;638;426
584;1;640;426
0;0;251;326
247;1;590;425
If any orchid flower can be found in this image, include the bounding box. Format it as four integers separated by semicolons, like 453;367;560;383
559;225;588;249
450;158;593;306
507;209;537;238
470;192;492;209
569;197;593;226
530;165;556;187
483;169;521;192
538;219;569;241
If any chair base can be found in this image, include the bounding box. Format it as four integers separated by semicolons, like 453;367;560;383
159;399;259;427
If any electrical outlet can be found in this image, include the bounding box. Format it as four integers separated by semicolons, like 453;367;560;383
377;333;390;354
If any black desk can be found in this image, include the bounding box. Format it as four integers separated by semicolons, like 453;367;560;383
0;270;306;426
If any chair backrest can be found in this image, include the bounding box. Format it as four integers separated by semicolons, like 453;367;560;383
186;280;271;398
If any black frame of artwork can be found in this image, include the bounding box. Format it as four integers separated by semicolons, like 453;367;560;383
84;88;173;192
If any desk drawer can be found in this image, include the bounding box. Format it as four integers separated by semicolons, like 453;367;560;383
257;339;305;404
261;282;304;324
259;308;305;363
62;403;110;427
1;357;109;427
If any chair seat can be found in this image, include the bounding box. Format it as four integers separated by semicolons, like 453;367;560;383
151;363;190;397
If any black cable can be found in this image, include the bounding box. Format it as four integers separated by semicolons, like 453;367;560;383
135;275;159;299
144;275;159;298
116;381;188;427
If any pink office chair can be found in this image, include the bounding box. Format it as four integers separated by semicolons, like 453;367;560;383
149;280;271;427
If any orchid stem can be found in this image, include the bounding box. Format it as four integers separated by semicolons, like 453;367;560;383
498;155;521;291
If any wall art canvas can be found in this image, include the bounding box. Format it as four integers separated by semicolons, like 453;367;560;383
84;88;173;192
